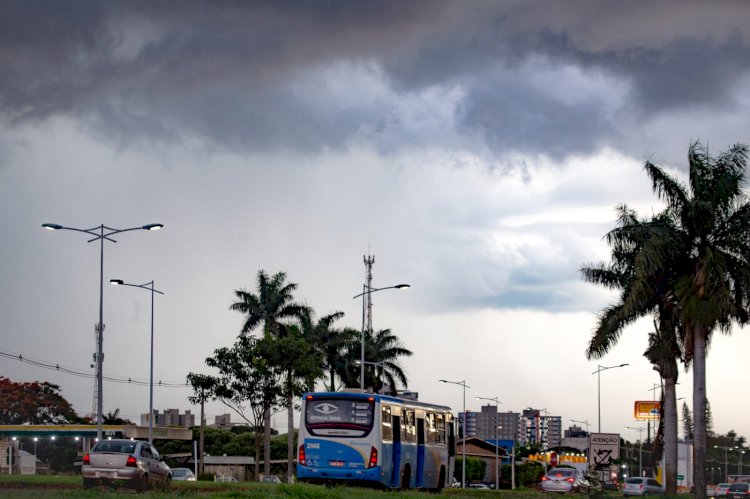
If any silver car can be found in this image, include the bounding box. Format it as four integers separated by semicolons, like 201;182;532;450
172;467;197;481
622;477;664;496
82;439;171;491
541;467;589;493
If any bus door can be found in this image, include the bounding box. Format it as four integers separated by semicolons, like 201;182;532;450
390;412;402;488
416;414;425;487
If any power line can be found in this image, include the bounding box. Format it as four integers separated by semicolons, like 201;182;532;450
0;348;188;388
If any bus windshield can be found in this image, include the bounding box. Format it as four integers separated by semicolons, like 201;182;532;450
305;397;374;437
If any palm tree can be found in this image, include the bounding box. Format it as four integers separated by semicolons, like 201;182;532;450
338;328;413;394
186;372;216;476
582;205;683;493
640;142;750;498
299;309;354;391
229;270;307;477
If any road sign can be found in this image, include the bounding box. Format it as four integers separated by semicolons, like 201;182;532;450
677;474;684;480
589;433;620;469
634;401;661;420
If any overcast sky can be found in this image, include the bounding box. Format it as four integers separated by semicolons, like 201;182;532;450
2;0;750;441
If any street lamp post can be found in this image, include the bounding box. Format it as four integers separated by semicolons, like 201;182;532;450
592;364;628;432
355;359;387;392
741;450;745;475
570;419;591;433
626;426;647;477
476;396;501;490
440;379;469;488
42;222;163;440
352;284;409;390
715;446;732;483
110;279;164;444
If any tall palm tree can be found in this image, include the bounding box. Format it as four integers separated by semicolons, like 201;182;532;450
229;270;307;477
582;205;683;493
186;372;216;476
640;142;750;498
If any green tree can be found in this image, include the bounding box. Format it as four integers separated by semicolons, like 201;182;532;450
229;270;306;477
204;335;284;480
0;377;81;424
682;401;694;441
609;142;750;498
186;372;217;476
299;309;353;391
103;408;134;425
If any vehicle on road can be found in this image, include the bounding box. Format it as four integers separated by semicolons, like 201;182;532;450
171;467;197;481
727;482;750;499
215;475;238;482
261;475;282;484
469;482;490;489
717;483;732;496
622;477;664;496
540;467;589;493
82;439;171;491
297;390;455;490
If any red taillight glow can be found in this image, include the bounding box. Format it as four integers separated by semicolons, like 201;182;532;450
566;477;575;483
541;476;549;481
368;446;378;468
298;445;306;466
82;453;90;465
126;455;137;467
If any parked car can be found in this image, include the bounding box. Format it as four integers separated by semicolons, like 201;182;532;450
540;467;590;493
82;439;171;491
469;482;490;489
215;475;238;482
261;475;282;484
717;483;733;496
622;477;664;496
727;482;750;499
171;467;197;481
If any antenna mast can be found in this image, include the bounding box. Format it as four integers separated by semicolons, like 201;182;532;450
364;253;375;334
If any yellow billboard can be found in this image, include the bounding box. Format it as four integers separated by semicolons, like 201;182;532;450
634;401;660;420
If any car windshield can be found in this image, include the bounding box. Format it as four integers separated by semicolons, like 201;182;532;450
626;478;645;484
173;469;187;477
92;441;137;454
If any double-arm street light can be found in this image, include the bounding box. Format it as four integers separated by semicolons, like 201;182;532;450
626;426;647;477
593;363;628;432
476;395;501;490
352;284;409;390
570;419;591;433
715;445;734;482
440;379;469;488
42;222;163;440
110;279;164;444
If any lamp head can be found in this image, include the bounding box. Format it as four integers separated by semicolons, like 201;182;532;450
394;284;410;289
143;223;164;231
42;223;63;230
110;279;124;285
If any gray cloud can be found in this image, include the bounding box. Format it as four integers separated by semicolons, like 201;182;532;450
1;1;749;160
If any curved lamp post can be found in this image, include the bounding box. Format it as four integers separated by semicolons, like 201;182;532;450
592;364;628;432
42;222;163;440
352;284;409;390
110;279;164;444
440;379;469;488
476;395;501;490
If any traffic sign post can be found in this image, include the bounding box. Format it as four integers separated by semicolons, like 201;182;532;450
550;452;558;467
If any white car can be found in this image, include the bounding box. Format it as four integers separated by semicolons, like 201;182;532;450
717;483;733;496
622;477;664;496
171;467;196;481
541;467;589;493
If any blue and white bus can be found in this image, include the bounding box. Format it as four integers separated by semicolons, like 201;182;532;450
297;390;455;490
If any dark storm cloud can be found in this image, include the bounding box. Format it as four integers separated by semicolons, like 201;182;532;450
1;0;749;157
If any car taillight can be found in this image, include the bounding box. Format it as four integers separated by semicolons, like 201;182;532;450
368;446;378;468
566;478;575;483
298;445;306;466
82;453;90;465
126;455;137;467
541;476;549;481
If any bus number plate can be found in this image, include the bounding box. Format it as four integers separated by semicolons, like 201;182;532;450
329;460;345;467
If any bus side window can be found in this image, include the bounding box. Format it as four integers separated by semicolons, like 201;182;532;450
400;409;407;442
381;406;392;441
435;413;444;444
406;409;416;444
447;415;456;457
425;412;435;444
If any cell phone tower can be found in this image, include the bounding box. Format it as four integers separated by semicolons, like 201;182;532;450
364;253;375;334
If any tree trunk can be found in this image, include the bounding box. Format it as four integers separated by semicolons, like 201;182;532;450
199;400;205;476
254;424;261;480
287;389;294;483
264;403;271;477
664;375;678;495
693;326;707;499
